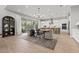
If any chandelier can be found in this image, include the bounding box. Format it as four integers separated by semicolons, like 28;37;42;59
33;8;40;19
33;8;45;19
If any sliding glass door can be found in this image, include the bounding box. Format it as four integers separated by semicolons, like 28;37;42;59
21;18;38;33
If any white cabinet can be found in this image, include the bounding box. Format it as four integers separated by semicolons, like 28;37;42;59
72;29;79;43
0;27;2;34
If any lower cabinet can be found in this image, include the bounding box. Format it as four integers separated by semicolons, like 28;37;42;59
53;28;60;34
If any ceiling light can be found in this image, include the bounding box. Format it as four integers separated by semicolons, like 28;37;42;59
48;9;50;12
25;5;29;8
59;5;66;7
17;9;21;12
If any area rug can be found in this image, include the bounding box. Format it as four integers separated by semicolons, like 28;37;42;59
25;37;57;50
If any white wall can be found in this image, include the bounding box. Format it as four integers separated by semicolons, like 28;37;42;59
0;5;22;35
70;6;79;43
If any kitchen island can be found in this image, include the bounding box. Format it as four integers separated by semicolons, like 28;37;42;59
40;28;60;39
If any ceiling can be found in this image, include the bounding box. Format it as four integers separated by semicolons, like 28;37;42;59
5;5;71;19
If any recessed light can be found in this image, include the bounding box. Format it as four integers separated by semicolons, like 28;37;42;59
17;9;21;12
25;5;29;8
